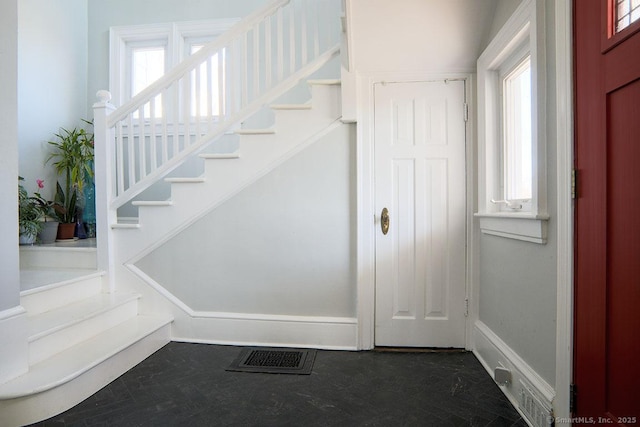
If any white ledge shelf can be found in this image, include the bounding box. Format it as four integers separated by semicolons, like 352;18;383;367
474;212;549;244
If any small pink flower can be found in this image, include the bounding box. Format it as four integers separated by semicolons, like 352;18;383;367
36;179;44;189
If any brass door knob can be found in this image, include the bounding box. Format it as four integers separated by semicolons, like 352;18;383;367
381;207;390;235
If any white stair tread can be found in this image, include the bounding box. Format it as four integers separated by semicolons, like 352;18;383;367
131;200;173;207
0;314;173;399
165;177;206;183
270;103;312;110
111;223;140;229
20;269;102;294
307;79;341;85
199;153;240;159
28;291;140;341
235;128;275;135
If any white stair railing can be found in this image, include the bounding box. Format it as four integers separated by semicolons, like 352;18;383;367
95;0;340;210
93;0;341;291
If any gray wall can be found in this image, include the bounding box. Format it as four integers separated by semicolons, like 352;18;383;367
476;0;557;385
0;0;20;311
18;0;89;199
136;123;356;317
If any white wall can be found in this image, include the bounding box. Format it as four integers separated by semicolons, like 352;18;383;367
483;0;523;50
18;0;89;199
136;124;356;318
348;0;497;74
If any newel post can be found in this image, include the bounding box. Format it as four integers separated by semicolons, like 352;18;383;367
93;90;117;293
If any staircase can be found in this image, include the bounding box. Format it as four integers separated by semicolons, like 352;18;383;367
112;79;342;263
0;245;172;426
0;0;342;423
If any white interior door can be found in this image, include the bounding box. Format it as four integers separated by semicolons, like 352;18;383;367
374;80;466;348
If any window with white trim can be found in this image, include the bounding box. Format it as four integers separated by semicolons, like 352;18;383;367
129;42;166;118
110;19;238;119
499;53;532;211
476;0;549;244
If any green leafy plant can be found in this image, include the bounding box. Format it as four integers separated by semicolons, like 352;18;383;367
46;121;94;223
18;177;44;239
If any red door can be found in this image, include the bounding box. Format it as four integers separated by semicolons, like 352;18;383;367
574;0;640;423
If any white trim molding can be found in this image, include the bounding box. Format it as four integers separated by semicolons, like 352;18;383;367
127;264;358;350
473;320;555;426
476;0;549;244
553;0;574;423
475;212;549;244
355;71;474;350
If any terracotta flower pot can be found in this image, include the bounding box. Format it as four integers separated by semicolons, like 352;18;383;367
56;223;76;240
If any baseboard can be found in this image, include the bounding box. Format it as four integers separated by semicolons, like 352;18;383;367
473;321;555;427
127;263;358;350
171;312;358;350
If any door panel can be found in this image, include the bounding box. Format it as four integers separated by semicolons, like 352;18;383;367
605;79;640;416
374;80;466;348
574;1;640;422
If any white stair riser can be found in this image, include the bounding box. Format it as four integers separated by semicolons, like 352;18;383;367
20;248;97;270
0;324;170;427
310;83;342;119
29;299;139;366
21;275;102;315
273;108;334;133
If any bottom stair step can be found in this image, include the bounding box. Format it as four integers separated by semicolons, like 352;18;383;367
0;314;173;426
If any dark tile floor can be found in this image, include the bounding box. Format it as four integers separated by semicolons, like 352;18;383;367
33;343;527;426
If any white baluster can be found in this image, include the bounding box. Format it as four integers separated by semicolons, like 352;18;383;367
138;105;146;179
127;114;135;190
207;55;214;133
242;33;248;108
182;75;191;146
312;0;320;58
149;96;158;172
277;7;284;82
253;23;260;99
116;122;125;196
161;88;169;164
301;0;307;65
218;49;224;120
194;63;202;139
265;15;272;89
172;83;179;157
289;3;296;74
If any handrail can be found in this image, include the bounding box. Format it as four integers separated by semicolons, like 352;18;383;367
108;0;290;126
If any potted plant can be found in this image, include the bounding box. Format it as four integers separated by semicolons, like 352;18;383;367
46;121;94;240
18;177;43;245
32;179;60;244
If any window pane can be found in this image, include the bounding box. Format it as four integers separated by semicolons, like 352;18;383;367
132;46;165;117
190;44;225;117
503;57;532;202
616;0;640;33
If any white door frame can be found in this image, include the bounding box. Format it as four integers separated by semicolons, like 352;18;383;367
355;72;475;350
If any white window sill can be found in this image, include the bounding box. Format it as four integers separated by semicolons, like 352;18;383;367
474;212;549;244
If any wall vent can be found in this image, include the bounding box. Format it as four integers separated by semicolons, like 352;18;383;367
519;379;553;427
